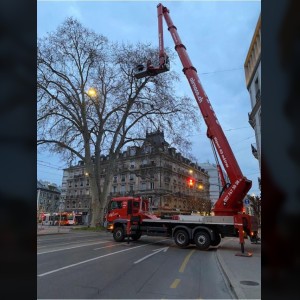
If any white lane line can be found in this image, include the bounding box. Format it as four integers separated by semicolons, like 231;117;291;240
37;241;110;255
38;239;170;277
134;247;169;264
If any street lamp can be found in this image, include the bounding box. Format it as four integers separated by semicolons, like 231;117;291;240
87;87;98;98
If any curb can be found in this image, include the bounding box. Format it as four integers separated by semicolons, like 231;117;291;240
37;232;70;236
216;249;246;300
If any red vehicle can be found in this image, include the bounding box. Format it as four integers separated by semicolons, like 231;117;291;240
106;3;260;255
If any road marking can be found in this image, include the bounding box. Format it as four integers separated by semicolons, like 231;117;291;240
134;247;169;264
37;241;110;255
93;244;123;250
38;239;170;277
170;278;181;288
179;249;195;273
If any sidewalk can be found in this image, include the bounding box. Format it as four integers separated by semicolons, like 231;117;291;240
216;237;261;299
37;225;72;235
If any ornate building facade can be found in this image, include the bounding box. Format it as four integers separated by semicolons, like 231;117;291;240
244;13;261;190
61;130;210;221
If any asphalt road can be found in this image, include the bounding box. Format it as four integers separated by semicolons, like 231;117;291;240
37;231;234;299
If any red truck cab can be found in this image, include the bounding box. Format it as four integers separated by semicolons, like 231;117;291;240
106;197;160;231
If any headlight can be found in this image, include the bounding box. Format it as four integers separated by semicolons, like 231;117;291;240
107;223;114;231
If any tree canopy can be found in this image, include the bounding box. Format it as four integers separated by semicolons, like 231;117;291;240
37;17;200;225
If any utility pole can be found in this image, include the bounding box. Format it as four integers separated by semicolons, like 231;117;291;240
37;189;41;229
159;152;162;209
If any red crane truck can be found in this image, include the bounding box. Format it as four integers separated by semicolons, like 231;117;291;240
106;3;260;255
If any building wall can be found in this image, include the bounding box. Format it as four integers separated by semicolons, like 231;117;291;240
244;13;261;188
248;61;261;171
37;180;61;214
61;131;211;219
199;163;228;207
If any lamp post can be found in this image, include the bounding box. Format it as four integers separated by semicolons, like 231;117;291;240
57;199;64;233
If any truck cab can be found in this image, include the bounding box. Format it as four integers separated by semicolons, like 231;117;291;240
106;196;160;231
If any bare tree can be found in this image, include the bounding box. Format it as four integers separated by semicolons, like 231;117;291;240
37;18;200;226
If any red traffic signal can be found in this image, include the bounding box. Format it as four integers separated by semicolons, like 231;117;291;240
188;178;194;187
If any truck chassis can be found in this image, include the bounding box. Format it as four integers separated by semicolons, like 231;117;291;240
109;214;258;251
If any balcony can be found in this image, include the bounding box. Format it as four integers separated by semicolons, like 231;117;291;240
248;90;261;129
140;162;156;168
251;143;258;159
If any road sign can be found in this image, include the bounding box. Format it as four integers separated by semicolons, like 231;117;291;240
244;199;250;205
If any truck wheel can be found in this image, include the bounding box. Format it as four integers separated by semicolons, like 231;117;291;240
210;233;221;246
131;232;142;241
174;230;190;248
194;231;211;250
113;226;125;242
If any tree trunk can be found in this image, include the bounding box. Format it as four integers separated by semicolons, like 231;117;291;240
89;174;101;227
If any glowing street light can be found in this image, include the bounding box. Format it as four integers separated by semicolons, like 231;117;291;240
87;87;98;98
198;184;204;190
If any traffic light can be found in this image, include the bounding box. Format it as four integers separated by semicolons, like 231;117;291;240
188;178;194;187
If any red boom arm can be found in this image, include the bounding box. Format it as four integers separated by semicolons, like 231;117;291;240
158;4;252;216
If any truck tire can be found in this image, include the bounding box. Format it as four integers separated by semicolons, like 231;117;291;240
174;229;190;248
113;226;125;242
131;232;142;241
210;233;221;246
194;231;211;250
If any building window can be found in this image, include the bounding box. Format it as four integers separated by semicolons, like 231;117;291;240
86;179;89;186
113;186;117;193
150;182;155;190
130;185;134;192
121;185;126;194
141;182;146;190
72;201;76;208
86;189;89;195
121;175;126;182
113;176;117;183
130;173;135;181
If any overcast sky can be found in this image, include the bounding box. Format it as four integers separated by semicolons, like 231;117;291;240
37;0;261;195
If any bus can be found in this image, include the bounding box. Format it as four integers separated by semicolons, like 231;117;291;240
53;212;83;226
41;213;54;225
